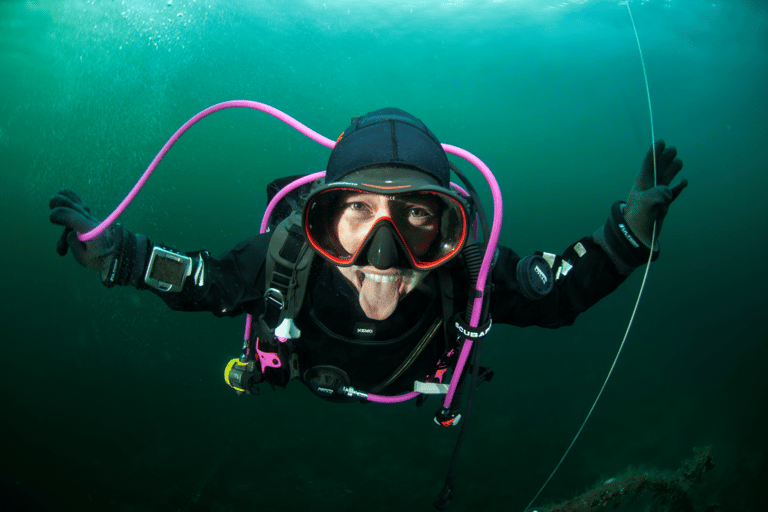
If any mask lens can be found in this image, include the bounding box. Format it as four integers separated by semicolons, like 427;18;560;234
304;188;467;268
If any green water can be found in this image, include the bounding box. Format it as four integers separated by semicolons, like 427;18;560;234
1;0;767;510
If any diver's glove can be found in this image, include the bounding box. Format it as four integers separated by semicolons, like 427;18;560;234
49;188;150;288
593;140;687;274
624;140;687;251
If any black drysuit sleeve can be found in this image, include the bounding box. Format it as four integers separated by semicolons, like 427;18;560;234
490;236;629;328
148;233;272;318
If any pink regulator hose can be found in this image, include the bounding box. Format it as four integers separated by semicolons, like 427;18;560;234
76;100;502;407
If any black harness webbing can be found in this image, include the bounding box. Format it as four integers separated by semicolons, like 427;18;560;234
258;213;315;343
370;316;443;395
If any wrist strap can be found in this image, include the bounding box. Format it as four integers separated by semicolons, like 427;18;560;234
102;226;150;288
594;201;658;273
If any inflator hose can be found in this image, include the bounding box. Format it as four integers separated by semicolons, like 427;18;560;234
434;241;492;511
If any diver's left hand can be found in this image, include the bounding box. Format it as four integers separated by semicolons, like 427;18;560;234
623;140;687;250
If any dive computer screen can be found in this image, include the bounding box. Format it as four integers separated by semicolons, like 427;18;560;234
149;257;185;286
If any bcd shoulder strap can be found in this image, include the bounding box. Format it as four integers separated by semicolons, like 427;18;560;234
258;212;315;344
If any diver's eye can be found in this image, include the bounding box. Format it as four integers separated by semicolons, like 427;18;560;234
408;207;433;218
405;205;437;228
342;199;376;221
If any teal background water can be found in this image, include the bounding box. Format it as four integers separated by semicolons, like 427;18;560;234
1;0;767;510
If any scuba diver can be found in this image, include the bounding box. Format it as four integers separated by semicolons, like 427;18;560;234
48;107;687;507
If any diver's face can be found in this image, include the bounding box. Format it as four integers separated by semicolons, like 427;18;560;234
334;192;434;321
334;192;440;258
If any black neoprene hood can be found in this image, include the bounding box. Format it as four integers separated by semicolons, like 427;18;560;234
325;108;451;189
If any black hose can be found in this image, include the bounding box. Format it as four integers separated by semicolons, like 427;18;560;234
434;241;490;510
449;162;491;249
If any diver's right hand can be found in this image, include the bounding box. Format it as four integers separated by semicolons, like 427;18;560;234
49;188;122;271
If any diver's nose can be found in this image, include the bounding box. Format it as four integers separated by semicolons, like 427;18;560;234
367;225;401;270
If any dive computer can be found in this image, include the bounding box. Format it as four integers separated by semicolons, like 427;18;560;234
144;247;193;292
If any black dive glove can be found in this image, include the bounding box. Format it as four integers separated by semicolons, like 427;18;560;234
49;188;150;288
624;140;687;250
594;141;687;274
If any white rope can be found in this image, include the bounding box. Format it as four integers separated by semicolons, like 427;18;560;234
523;2;658;509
